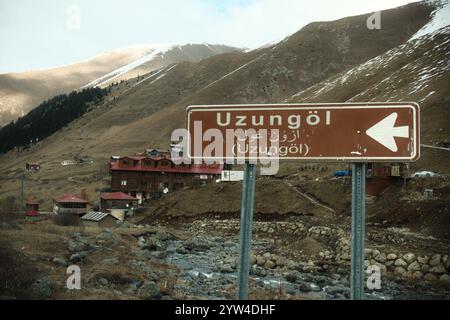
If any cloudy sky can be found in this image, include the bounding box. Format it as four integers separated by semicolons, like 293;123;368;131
0;0;418;73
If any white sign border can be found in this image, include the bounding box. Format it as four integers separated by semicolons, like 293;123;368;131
186;102;420;162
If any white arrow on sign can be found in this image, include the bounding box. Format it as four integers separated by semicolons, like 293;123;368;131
366;112;409;152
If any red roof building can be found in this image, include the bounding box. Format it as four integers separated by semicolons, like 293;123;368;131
100;192;138;211
26;197;39;217
54;194;89;204
109;156;223;203
53;194;89;215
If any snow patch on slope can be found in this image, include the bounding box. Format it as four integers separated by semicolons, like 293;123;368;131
83;44;176;88
291;25;450;102
410;0;450;40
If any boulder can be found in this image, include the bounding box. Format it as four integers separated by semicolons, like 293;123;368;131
139;281;161;300
417;256;429;264
439;274;450;282
52;257;68;266
285;272;298;283
421;264;430;273
256;256;266;267
387;253;397;261
424;273;437;281
220;264;234;273
375;253;387;263
402;271;414;279
407;261;421;272
286;260;297;270
394;258;407;267
403;253;416;264
250;266;267;277
176;247;188;254
394;267;406;276
262;252;272;260
142;237;163;251
276;257;287;268
297;281;312;293
98;278;109;286
68;240;85;253
69;253;82;263
264;260;276;269
372;249;381;257
429;254;442;267
430;265;447;274
283;283;297;295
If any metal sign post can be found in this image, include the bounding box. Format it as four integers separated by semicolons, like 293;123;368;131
237;162;256;300
351;163;366;300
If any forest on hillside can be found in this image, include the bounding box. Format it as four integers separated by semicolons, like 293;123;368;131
0;87;107;154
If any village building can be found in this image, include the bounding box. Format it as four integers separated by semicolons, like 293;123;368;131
100;192;138;211
100;192;138;219
25;197;39;217
53;194;89;216
81;211;119;228
366;163;410;196
109;156;223;203
26;163;40;172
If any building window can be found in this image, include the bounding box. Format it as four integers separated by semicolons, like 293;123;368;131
160;160;171;167
121;180;127;186
144;160;154;167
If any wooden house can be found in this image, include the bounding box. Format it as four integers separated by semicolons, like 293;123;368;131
26;163;41;171
53;194;89;216
100;192;138;211
109;156;223;203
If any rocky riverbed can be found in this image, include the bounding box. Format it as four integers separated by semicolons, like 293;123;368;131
2;216;449;300
135;217;450;300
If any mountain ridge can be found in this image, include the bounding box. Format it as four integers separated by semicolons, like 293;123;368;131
0;43;241;126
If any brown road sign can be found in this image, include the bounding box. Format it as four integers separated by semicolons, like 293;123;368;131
186;102;420;162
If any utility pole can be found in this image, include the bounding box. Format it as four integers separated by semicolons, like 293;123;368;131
20;174;25;213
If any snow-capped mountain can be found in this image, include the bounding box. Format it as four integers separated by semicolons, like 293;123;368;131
0;43;240;126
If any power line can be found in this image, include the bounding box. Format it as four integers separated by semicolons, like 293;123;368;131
421;144;450;151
